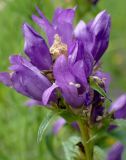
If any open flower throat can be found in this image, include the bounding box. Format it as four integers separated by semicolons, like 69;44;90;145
50;34;68;59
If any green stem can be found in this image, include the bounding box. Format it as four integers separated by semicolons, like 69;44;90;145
78;120;93;160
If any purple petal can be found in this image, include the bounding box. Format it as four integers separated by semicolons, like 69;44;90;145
32;9;56;46
91;91;104;122
56;22;73;48
42;83;58;105
53;8;75;25
84;89;94;106
23;23;52;70
109;94;126;119
74;20;93;54
53;55;84;108
74;20;87;40
0;72;12;86
72;60;88;91
90;10;111;62
107;142;124;160
69;40;93;77
53;118;66;134
52;8;75;47
74;11;111;63
33;7;74;48
10;55;52;101
25;99;43;107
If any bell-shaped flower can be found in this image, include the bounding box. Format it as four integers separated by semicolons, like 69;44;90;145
0;55;53;104
23;23;52;70
74;10;111;63
107;142;124;160
43;55;86;108
0;22;57;105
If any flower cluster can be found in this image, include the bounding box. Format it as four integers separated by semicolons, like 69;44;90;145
1;6;125;160
0;8;111;110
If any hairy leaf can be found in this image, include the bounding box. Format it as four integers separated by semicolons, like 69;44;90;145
63;136;81;160
94;146;106;160
37;112;56;143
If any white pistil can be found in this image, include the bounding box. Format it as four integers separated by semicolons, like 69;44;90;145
69;82;81;88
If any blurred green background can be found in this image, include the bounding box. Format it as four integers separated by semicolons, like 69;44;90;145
0;0;126;159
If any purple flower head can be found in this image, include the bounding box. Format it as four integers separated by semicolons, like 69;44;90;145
109;94;126;119
0;7;111;109
107;142;124;160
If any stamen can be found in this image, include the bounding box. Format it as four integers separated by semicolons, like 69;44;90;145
69;82;81;88
50;34;68;57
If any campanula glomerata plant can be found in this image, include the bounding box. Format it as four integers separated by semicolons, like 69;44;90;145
0;6;125;160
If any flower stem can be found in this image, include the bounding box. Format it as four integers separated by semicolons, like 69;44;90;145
77;119;93;160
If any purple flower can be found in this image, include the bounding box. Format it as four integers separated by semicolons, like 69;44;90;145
32;7;75;48
74;10;111;63
107;142;124;160
23;23;52;70
0;7;111;109
43;55;86;108
0;23;56;105
0;55;53;103
109;94;126;119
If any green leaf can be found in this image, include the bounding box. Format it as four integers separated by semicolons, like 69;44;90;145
62;136;81;160
89;76;108;99
94;146;106;160
37;112;56;143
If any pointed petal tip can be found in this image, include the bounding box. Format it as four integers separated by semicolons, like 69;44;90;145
22;22;41;39
22;23;31;34
0;72;12;86
42;83;58;105
9;55;19;64
97;10;111;21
